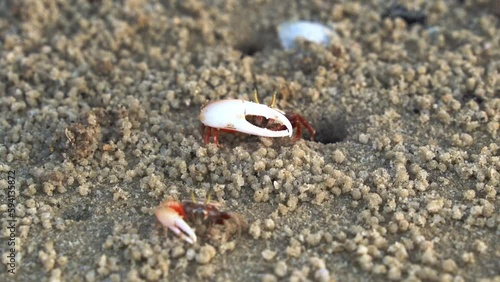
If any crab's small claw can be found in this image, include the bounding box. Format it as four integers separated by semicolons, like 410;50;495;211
155;202;197;244
200;99;293;138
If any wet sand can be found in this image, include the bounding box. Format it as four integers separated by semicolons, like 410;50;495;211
0;0;499;281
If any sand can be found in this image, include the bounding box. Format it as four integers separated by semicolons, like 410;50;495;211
0;0;499;281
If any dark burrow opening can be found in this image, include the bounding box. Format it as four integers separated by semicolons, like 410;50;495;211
313;112;349;144
232;25;280;57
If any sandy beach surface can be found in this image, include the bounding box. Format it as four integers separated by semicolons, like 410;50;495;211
1;0;499;281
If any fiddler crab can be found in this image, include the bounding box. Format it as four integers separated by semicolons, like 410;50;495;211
155;196;246;244
199;89;315;146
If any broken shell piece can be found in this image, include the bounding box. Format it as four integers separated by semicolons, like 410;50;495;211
277;21;335;50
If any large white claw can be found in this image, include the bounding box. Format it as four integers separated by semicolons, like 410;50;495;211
155;206;197;244
199;99;293;138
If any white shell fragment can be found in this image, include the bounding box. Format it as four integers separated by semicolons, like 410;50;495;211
277;21;335;50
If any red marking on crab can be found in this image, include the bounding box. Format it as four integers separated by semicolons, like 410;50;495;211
201;125;237;146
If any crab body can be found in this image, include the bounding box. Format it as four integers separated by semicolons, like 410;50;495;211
199;99;293;145
155;199;245;244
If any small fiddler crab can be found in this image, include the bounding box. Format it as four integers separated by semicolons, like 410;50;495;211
155;196;246;244
199;87;315;146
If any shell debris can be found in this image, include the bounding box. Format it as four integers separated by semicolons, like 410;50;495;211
277;21;335;50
